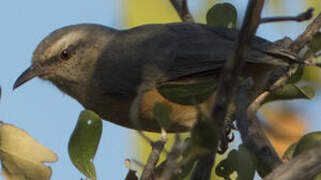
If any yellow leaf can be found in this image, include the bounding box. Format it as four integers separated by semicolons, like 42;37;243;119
123;0;180;27
0;123;58;180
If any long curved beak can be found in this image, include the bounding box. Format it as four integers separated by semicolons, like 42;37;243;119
13;64;44;90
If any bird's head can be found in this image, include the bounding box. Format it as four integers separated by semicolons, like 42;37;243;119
14;24;116;97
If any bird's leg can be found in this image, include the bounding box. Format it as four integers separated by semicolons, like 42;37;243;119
160;128;168;142
217;108;236;154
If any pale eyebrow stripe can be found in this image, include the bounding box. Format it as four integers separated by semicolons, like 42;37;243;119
46;31;86;56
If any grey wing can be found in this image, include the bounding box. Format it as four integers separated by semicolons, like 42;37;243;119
161;23;297;81
100;23;297;94
197;23;298;64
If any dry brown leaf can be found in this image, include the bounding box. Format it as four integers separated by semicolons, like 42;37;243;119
0;122;58;180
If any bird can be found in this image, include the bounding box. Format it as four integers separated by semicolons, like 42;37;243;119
13;22;298;132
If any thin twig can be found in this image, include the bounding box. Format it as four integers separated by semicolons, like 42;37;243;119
290;11;321;53
158;135;185;180
250;66;295;110
211;0;265;152
236;78;283;171
264;142;321;180
235;78;254;139
241;66;298;170
140;140;166;180
261;8;313;23
169;0;194;22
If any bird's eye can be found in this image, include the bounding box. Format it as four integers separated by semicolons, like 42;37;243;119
60;49;71;60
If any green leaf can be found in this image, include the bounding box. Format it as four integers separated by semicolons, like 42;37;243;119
256;156;272;178
287;65;303;84
68;110;103;180
157;79;217;105
282;143;297;160
314;174;321;180
293;131;321;157
293;131;321;180
305;32;321;57
300;85;315;98
153;102;172;130
263;84;315;104
206;3;237;29
177;138;202;179
190;108;219;152
215;145;256;180
179;158;198;179
154;138;198;179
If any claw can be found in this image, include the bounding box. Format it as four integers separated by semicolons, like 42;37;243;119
217;126;235;154
227;133;235;142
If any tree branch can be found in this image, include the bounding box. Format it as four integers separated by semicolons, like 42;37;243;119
140;140;166;180
261;8;313;24
290;11;321;53
264;142;321;180
169;0;194;22
211;0;265;153
158;135;185;180
239;56;308;171
236;78;283;171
